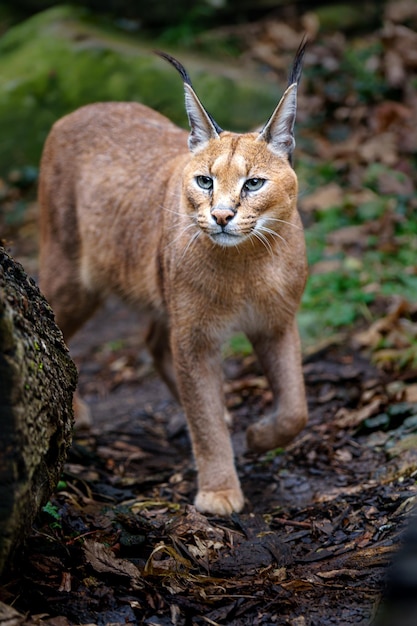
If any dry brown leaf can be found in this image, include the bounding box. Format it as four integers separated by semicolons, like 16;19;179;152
372;100;412;133
300;182;344;212
316;568;365;579
405;384;417;403
0;600;26;625
353;298;414;350
373;349;407;369
358;132;398;165
224;376;268;393
144;543;192;576
281;579;315;592
83;539;144;587
327;224;367;248
316;481;379;503
263;21;302;50
383;23;417;67
385;0;417;23
383;48;406;87
188;536;224;560
334;397;383;429
96;445;148;461
324;132;366;160
388;435;417;457
168;505;225;542
58;571;72;593
309;259;343;275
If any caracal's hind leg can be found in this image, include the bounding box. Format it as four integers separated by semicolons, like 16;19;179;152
145;319;232;427
145;319;180;401
246;320;307;452
39;242;103;427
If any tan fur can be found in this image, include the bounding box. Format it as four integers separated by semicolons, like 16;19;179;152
39;52;308;516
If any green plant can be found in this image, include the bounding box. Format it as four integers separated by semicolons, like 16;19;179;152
42;500;62;529
298;187;417;347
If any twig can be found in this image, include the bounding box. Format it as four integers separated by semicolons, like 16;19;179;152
273;517;311;529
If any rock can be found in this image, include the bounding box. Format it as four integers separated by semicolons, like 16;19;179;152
0;247;77;574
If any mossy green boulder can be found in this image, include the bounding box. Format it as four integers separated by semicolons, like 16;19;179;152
0;5;281;177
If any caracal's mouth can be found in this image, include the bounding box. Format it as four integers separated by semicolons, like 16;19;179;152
209;229;248;247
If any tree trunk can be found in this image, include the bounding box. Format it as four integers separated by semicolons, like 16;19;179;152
0;246;77;574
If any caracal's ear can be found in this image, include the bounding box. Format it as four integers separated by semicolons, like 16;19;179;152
257;37;307;161
155;51;222;152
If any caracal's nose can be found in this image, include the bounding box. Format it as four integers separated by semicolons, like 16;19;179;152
211;207;236;226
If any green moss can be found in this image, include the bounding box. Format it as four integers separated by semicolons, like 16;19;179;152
0;6;279;176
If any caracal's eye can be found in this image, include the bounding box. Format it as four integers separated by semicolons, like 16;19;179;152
243;178;265;192
196;175;213;190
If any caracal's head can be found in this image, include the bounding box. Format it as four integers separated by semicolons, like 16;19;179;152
157;44;306;249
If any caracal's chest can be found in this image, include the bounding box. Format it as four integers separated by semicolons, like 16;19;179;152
166;242;301;336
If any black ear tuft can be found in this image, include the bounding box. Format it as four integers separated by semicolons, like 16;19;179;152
154;50;223;135
287;36;307;87
256;38;307;159
154;50;193;87
155;50;223;151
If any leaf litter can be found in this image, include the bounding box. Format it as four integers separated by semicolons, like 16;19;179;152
1;1;417;623
0;295;416;626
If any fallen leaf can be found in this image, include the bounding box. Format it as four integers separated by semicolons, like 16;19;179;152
300;182;344;212
188;535;224;560
385;0;417;23
405;385;417;403
387;436;417;457
372;100;412;133
353;298;415;350
358;132;398;165
58;571;72;593
0;600;26;625
309;259;343;275
83;539;144;588
335;397;383;429
316;568;367;579
327;224;367;248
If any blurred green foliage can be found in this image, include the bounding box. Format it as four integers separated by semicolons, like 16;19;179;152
299;176;417;347
0;6;279;176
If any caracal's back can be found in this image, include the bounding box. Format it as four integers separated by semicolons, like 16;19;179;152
39;101;189;312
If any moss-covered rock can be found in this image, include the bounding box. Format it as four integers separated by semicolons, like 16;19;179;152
0;5;281;176
0;247;77;574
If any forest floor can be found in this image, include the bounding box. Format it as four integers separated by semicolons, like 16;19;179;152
1;245;417;626
2;2;417;623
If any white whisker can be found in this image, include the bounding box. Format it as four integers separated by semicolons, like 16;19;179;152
264;217;302;231
165;219;192;234
251;230;274;257
257;225;289;248
165;221;197;250
180;229;202;262
160;205;184;217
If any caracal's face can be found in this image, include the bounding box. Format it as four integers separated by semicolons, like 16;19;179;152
183;132;298;249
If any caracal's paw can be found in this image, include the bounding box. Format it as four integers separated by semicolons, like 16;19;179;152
194;487;244;516
246;414;306;453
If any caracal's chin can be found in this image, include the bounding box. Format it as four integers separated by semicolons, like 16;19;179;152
209;230;249;247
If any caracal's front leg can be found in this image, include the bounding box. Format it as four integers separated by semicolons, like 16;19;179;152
247;320;307;453
170;327;244;516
